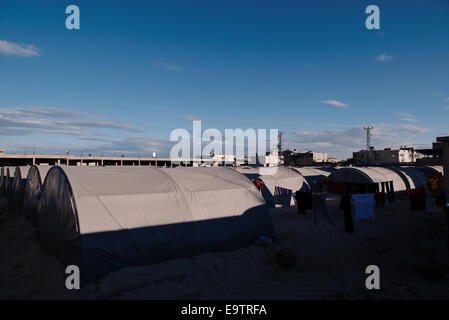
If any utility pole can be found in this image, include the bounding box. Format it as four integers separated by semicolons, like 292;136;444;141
363;126;374;151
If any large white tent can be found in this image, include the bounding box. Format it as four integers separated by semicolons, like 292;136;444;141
23;165;51;226
235;166;309;206
11;166;30;209
327;167;407;192
38;166;275;285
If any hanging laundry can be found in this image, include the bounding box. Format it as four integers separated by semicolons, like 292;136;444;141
428;174;444;198
312;192;336;226
374;192;385;208
324;180;345;195
338;194;355;233
352;194;375;221
295;191;312;215
407;187;426;212
253;179;264;191
386;181;395;203
274;186;292;207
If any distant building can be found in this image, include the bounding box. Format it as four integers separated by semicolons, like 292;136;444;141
209;153;235;166
262;153;281;167
282;149;329;166
415;142;443;165
352;146;419;165
0;150;3;155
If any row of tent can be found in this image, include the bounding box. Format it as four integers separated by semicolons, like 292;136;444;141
0;164;443;285
236;165;443;206
0;165;275;286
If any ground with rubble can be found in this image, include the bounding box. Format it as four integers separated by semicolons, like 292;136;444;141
0;194;448;300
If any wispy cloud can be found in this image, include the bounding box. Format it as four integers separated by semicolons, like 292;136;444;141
395;124;429;134
375;53;393;62
444;106;449;110
320;100;349;109
0;106;144;137
0;40;40;57
154;62;183;72
445;97;449;101
394;112;417;122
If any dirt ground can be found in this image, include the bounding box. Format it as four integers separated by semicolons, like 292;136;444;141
1;193;448;300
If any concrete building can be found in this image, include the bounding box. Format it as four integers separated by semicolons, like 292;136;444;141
352;146;420;165
282;149;329;166
262;153;281;167
209;153;236;166
416;142;443;165
0;152;212;167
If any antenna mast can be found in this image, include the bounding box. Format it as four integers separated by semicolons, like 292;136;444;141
363;126;374;150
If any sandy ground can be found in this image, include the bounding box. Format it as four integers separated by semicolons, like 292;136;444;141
1;194;448;300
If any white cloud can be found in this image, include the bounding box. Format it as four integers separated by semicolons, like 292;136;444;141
375;54;393;62
394;112;417;122
320;100;349;109
0;40;40;57
395;124;429;134
155;62;183;71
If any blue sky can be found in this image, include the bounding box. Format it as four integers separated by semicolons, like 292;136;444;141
0;0;448;159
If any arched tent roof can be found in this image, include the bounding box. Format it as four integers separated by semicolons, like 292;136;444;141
416;166;444;178
11;166;30;209
292;167;334;187
427;165;443;175
38;166;274;285
390;166;429;190
327;167;407;192
235;166;309;206
23;165;51;225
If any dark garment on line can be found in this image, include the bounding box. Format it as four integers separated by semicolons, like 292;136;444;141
375;192;385;208
339;194;355;234
407;187;426;211
295;191;312;215
387;181;395;203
